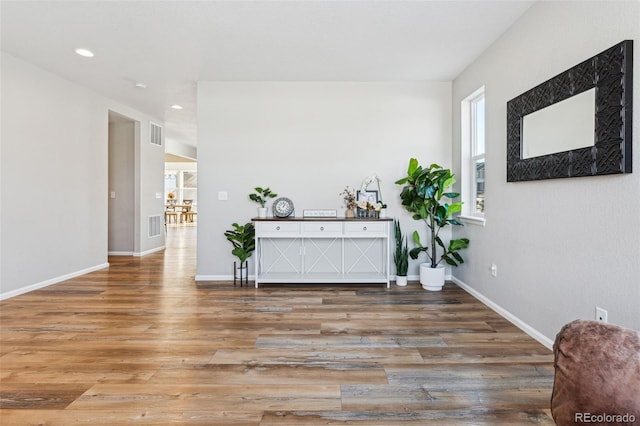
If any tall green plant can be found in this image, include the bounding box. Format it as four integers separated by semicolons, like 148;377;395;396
395;159;469;268
249;187;277;207
393;219;409;276
224;222;256;263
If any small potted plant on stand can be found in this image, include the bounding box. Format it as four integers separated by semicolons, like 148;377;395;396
224;222;255;286
395;159;469;291
393;219;409;286
249;187;277;218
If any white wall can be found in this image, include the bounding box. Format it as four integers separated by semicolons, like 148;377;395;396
452;1;640;343
196;81;452;279
0;52;165;298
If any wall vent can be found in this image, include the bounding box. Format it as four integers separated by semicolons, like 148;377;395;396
148;215;162;238
150;122;163;146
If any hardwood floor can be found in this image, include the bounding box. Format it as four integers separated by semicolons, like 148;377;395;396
0;225;555;425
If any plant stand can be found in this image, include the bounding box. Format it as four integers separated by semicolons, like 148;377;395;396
234;261;248;287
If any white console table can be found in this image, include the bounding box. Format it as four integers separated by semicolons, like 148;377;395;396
253;217;392;288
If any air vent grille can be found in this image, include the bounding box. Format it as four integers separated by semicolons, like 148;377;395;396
148;215;162;238
150;122;163;146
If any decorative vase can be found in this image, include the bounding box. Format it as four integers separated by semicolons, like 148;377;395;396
419;263;445;291
396;275;407;287
379;208;387;218
258;207;267;218
345;208;355;218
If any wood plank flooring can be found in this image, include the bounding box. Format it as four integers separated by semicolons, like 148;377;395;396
0;225;555;425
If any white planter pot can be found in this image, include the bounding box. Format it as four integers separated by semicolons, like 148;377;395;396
235;266;248;279
419;263;445;291
395;275;407;287
257;207;267;218
379;208;387;218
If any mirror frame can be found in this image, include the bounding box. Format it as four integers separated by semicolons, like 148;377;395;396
507;40;633;182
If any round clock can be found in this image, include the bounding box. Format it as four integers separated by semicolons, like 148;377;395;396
273;197;294;218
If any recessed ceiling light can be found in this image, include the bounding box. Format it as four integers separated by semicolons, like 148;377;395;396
135;82;147;89
170;104;183;110
75;48;94;58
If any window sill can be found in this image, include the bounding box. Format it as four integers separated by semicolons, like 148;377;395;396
459;215;486;227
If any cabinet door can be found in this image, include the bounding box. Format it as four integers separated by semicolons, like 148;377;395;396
303;238;342;274
344;237;385;274
260;238;302;273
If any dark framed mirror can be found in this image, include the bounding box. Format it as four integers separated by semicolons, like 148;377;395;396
507;40;633;182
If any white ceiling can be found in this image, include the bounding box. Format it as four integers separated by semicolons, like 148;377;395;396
1;0;535;150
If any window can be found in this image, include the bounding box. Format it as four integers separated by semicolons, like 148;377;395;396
461;87;485;222
164;170;197;205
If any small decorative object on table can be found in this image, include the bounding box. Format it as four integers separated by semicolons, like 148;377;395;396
249;187;278;218
303;209;338;218
339;186;358;218
273;197;295;218
361;173;387;216
356;189;382;218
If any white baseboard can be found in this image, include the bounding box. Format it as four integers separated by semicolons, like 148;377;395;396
196;274;444;283
195;274;255;281
108;251;134;256
133;245;165;257
0;262;110;301
451;275;554;350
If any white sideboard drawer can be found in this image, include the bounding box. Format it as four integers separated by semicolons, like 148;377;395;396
344;221;386;234
302;222;342;235
256;222;300;234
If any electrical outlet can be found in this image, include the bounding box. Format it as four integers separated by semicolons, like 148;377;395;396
490;264;497;277
595;306;608;322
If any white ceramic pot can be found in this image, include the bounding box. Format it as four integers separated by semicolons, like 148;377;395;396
419;263;445;291
257;207;267;218
379;208;387;218
395;275;407;287
235;265;248;279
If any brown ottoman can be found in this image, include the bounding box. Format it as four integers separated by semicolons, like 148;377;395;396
551;319;640;425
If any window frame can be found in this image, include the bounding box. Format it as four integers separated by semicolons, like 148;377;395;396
460;87;486;226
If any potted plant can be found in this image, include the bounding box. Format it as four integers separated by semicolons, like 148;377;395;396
393;219;409;286
340;186;358;218
224;222;256;285
249;187;278;218
395;159;469;291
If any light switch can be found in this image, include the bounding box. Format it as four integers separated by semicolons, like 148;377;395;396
218;191;228;201
110;191;116;199
155;192;162;199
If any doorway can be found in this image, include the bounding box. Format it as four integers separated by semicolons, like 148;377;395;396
108;111;136;255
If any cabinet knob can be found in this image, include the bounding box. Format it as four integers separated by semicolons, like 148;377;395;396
363;226;367;231
320;226;324;231
276;226;280;230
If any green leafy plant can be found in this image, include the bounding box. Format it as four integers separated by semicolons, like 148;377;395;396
393;219;409;276
224;222;256;263
395;159;469;268
249;187;277;208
